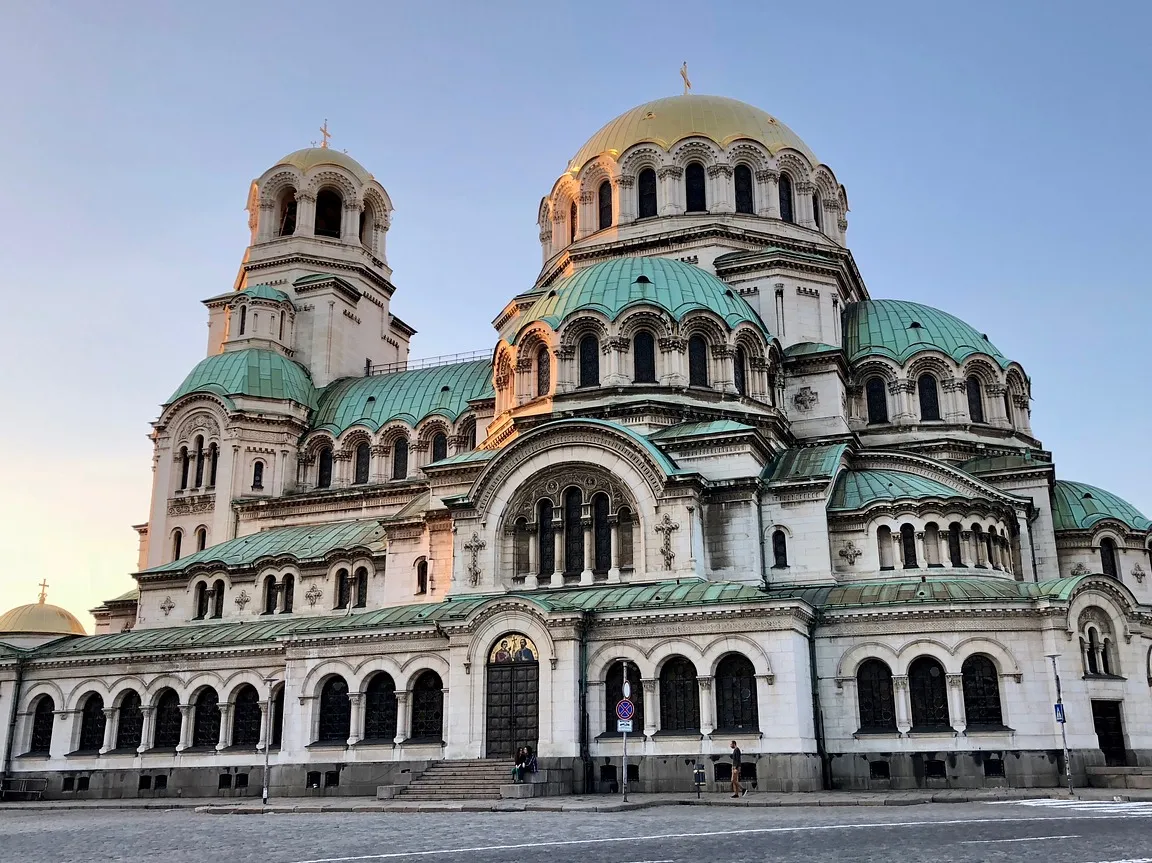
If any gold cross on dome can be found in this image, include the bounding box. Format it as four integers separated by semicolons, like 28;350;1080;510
319;119;331;149
38;579;49;603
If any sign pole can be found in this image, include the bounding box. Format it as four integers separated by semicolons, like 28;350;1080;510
1047;653;1074;797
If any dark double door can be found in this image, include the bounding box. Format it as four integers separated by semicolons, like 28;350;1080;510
486;662;539;759
1091;700;1128;767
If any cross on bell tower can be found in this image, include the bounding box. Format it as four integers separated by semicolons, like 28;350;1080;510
38;579;49;604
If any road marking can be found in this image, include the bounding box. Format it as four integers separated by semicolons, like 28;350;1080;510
282;813;1152;863
988;800;1152;815
961;834;1079;844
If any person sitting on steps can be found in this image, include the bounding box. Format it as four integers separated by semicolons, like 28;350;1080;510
512;747;527;783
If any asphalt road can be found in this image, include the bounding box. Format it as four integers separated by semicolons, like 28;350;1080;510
3;801;1152;863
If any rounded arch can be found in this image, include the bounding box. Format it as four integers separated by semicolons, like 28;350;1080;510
259;169;303;204
647;638;706;676
895;638;960;674
669;138;722;168
556;312;611;351
185;674;226;704
587;641;653;682
219;670;276;703
616;307;674;341
701;636;772;678
299;660;358;699
62;679;111;712
960;357;1001;387
727;141;770;171
464;602;555;673
774;150;813;184
107;677;150;707
952;638;1021;678
835;642;901;679
141;674;188;704
678;310;729;345
394;654;453;691
23;681;65;714
905;353;954;381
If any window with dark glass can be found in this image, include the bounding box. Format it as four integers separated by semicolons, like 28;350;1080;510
685;162;707;212
734;347;748;396
363;673;398;742
877;525;894;569
659;656;700;732
633;331;656;383
966;376;985;422
317;447;333;489
416;559;428;594
431;433;448;463
392;439;408;480
335;569;350;610
598;180;612;230
908;657;950;730
281;573;294;613
948;523;964;567
734;164;754;214
536;347;550;397
637;168;658;218
208;444;218;487
115;691;143;751
617;507;634;567
354;443;370;485
77;694;105;751
715;654;759;731
410;671;444;741
196;527;207;552
812;190;822;230
1101;538;1119;578
778;174;794;223
569;200;577;244
538;499;555;575
688;336;709;387
315;189;342;238
772;530;788;568
901;524;918;568
578;335;599;387
317;677;351;743
961;655;1003;728
564;487;583;575
271;688;284;746
278;190;297;236
263;576;278;614
212;579;224;619
593;493;610;573
179;447;190;490
856;659;896;731
917;374;940;421
194;436;205;487
1003;391;1014;427
154;690;182;749
231;685;262;747
605;662;643;733
28;696;55;754
192;688;220;748
463;419;477;450
194;581;208;619
354;567;368;608
239;305;247;336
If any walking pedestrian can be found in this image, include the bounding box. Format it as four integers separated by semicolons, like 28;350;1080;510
729;740;747;798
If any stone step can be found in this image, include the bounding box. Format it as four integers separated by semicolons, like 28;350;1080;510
397;759;513;800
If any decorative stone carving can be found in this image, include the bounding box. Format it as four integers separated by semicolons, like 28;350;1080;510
465;532;486;586
838;541;863;565
234;590;250;611
305;585;323;608
655;514;679;569
503;464;635;526
1133;564;1146;584
167;495;215;517
792;387;819;412
1071;562;1089;576
160;597;175;617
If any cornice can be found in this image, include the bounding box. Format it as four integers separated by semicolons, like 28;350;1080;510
245;252;396;298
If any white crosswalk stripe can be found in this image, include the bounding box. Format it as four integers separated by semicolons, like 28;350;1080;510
986;798;1152;815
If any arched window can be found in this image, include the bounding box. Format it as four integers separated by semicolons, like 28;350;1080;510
315;189;343;238
364;673;398;742
231;685;262;747
194;581;208;619
865;377;888;423
192;687;220;748
593;493;611;573
154;689;182;750
196;527;207;552
812;189;822;230
410;671;444;742
778;174;794;223
271;687;284;747
281;573;294;613
1003;391;1014;428
77;693;106;752
537;499;555;576
317;677;351;743
247;459;263;492
924;522;941;566
715;654;759;731
1102;637;1114;675
462;418;477;451
734;164;754;214
877;525;894;569
431;433;448;463
317;447;333;489
633;331;656;383
961;655;1003;728
918;374;941;421
353;442;370;485
28;696;55;754
637;168;658;218
335;568;350;610
536;346;550;397
354;566;368;608
172;529;183;562
598;180;612;230
115;691;143;751
617;507;634;568
1101;538;1120;578
908;657;950;730
392;439;408;480
1086;627;1101;674
966;376;985;423
688;335;709;387
416;559;429;595
277;189;297;236
948;523;964;567
564;487;583;575
193;435;205;487
900;524;918;568
208;443;218;487
579;334;599;387
263;575;278;615
734;347;748;396
606;661;643;733
772;530;788;568
569;200;577;244
659;657;700;732
239;305;247;336
513;519;530;577
685;162;707;212
179;446;190;490
212;579;225;619
856;659;897;731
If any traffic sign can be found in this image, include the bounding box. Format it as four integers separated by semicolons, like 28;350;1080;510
1054;703;1066;723
616;699;635;720
617;719;633;733
622;681;631;699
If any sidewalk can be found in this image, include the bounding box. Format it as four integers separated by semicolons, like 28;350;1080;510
2;787;1151;814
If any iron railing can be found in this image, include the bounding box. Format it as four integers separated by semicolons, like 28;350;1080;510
365;349;489;376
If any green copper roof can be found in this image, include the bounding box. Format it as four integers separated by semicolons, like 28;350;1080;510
238;284;292;304
649;420;757;440
764;444;849;483
783;342;840;358
142;519;387;574
168;348;317;408
829;468;967;511
313;360;493;434
842;300;1010;368
776;576;1032;609
1051;480;1151;532
959;452;1049;475
517;258;769;342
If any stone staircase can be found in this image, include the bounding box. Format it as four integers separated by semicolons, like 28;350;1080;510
397;760;512;800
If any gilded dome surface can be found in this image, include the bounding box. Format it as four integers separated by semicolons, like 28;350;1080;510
569;94;816;172
0;601;86;636
842;300;1010;368
274;147;372;183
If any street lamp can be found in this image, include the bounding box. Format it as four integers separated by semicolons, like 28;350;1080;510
1046;654;1074;796
261;675;279;806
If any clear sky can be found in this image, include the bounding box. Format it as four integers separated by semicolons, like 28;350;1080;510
1;0;1149;626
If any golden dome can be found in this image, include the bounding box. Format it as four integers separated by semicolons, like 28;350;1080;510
569;94;816;173
274;147;372;183
0;600;87;637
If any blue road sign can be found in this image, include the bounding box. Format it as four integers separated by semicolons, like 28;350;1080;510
616;699;635;721
1054;703;1066;723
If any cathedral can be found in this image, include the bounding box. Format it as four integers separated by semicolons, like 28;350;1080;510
1;94;1150;800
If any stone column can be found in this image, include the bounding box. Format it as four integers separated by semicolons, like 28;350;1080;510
960;531;974;567
892;676;912;734
914;531;927;569
551;212;566;253
100;707;117;754
176;704;194;752
893;531;906;569
697;677;715;738
641;679;658;738
580;520;594;585
707;164;733;214
657;166;683;216
515;356;533;405
525;526;538;590
890;380;916;424
712;345;737;394
578;190;595;240
756;170;779;218
257;200;276;243
551;514;563;587
938;531;951;567
608;521;621;583
974;534;987;568
369;444;388;483
658;337;686;386
604;337;628;386
216;703;232;751
796;182;816;228
137;706;156;754
394;691;411;745
341;203;362;245
947;674;966;733
347;693;363;747
615;175;635;222
295;191;317;236
256;701;270;751
986;383;1011;428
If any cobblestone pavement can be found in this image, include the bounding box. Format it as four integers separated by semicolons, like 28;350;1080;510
3;801;1152;863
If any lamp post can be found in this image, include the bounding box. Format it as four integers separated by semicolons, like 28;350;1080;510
261;675;279;806
1046;654;1074;797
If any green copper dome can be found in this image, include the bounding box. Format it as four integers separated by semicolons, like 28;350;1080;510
168;348;317;408
829;469;970;511
842;299;1010;368
237;284;292;304
1051;480;1151;532
517;257;769;342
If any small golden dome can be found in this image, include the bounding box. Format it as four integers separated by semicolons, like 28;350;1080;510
569;94;816;173
0;596;87;637
274;147;372;183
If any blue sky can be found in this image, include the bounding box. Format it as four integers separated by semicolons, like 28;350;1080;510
1;0;1149;622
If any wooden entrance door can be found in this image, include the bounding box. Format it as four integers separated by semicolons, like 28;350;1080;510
485;661;539;760
1091;700;1127;767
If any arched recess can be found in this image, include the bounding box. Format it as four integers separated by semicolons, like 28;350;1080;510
700;635;773;679
834;642;901;680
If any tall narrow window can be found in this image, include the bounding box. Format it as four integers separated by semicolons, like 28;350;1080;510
263;576;278;614
212;579;224;619
966;376;985;423
564;487;583;575
901;524;918;568
354;443;370;485
252;460;264;490
637;168;657;218
924;523;941;566
193;436;205;487
239;305;247;336
865;377;888;424
278;189;297;236
410;671;444;742
734;347;748;396
812;189;822;230
231;686;262;747
598;180;612;230
196;527;207;552
961;655;1003;728
877;525;894;569
462;418;477;450
179;447;190;490
617;507;634;567
856;660;897;731
592;493;610;573
1101;538;1120;578
778;174;794;223
335;569;350;610
715;654;759;731
772;530;788;568
578;335;599;387
315;189;342;238
633;330;657;383
28;696;55;754
281;574;294;613
537;499;555;576
918;374;940;421
685;162;707;212
208;444;218;487
658;656;700;732
354;567;368;608
364;673;398;742
192;688;220;748
317;677;351;743
416;559;428;595
154;690;182;749
688;335;709;387
734;164;754;214
193;582;208;619
908;657;950;730
569;200;577;244
536;346;550;397
392;439;408;480
948;523;964;567
431;433;448;463
115;691;144;751
606;662;644;733
78;693;106;752
172;530;183;562
317;447;333;489
1003;391;1014;428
